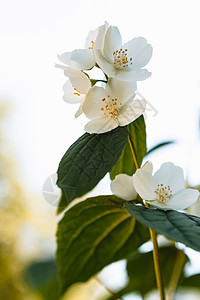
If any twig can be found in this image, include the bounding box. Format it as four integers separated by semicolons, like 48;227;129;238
95;277;122;299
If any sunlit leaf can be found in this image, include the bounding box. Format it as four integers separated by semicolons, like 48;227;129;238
56;195;149;295
110;116;146;180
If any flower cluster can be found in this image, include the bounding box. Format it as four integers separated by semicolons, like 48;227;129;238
56;22;152;133
111;162;199;210
57;23;199;211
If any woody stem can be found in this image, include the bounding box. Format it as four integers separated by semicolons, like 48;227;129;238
128;135;165;300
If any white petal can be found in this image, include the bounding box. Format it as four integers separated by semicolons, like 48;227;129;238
64;66;84;77
123;37;153;69
82;86;107;119
64;67;91;94
85;26;99;49
133;169;156;200
94;21;109;49
115;69;151;81
58;52;82;69
166;189;199;210
75;102;84;118
58;52;71;64
142;161;153;173
154;162;184;194
117;100;146;126
84;117;118;134
103;26;122;62
94;49;117;77
111;174;137;201
105;78;137;105
70;49;95;70
132;44;153;69
63;80;84;104
144;199;170;210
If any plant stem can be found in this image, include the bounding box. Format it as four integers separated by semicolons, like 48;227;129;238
90;79;107;86
167;250;185;300
146;204;165;300
128;134;165;299
128;136;139;169
95;277;122;299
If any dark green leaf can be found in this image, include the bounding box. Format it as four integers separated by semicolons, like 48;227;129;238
122;246;188;297
24;258;59;300
57;126;129;213
110;116;146;180
180;274;200;290
146;140;175;156
125;203;200;251
56;195;149;295
130;247;186;298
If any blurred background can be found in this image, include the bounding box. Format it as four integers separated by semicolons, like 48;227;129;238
0;0;200;299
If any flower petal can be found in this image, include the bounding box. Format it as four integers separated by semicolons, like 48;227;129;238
58;52;82;69
144;199;169;209
115;68;151;81
133;169;156;200
123;37;153;69
94;49;117;77
64;67;91;94
111;174;137;201
85;26;99;49
117;100;146;126
166;189;199;210
94;21;109;49
84;117;118;134
154;162;185;194
142;161;153;173
147;189;199;210
58;52;71;64
70;49;95;70
105;78;137;105
132;44;153;69
103;26;122;62
63;80;84;104
75;102;84;118
82;86;107;119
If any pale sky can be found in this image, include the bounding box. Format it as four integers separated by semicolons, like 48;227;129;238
1;0;200;191
1;0;200;298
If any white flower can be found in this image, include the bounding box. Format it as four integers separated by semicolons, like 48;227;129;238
111;174;137;201
133;162;199;210
82;78;146;134
62;67;91;117
94;25;152;81
110;162;152;200
58;22;109;70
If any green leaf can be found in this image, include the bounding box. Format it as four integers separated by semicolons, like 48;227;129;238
125;203;200;251
110;115;146;180
116;246;188;297
24;258;59;300
57;126;129;213
57;189;76;214
180;274;200;290
146;140;175;156
56;195;149;295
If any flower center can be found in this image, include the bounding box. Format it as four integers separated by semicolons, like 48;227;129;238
113;49;133;69
73;87;81;96
101;96;122;118
88;40;95;50
154;184;173;203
